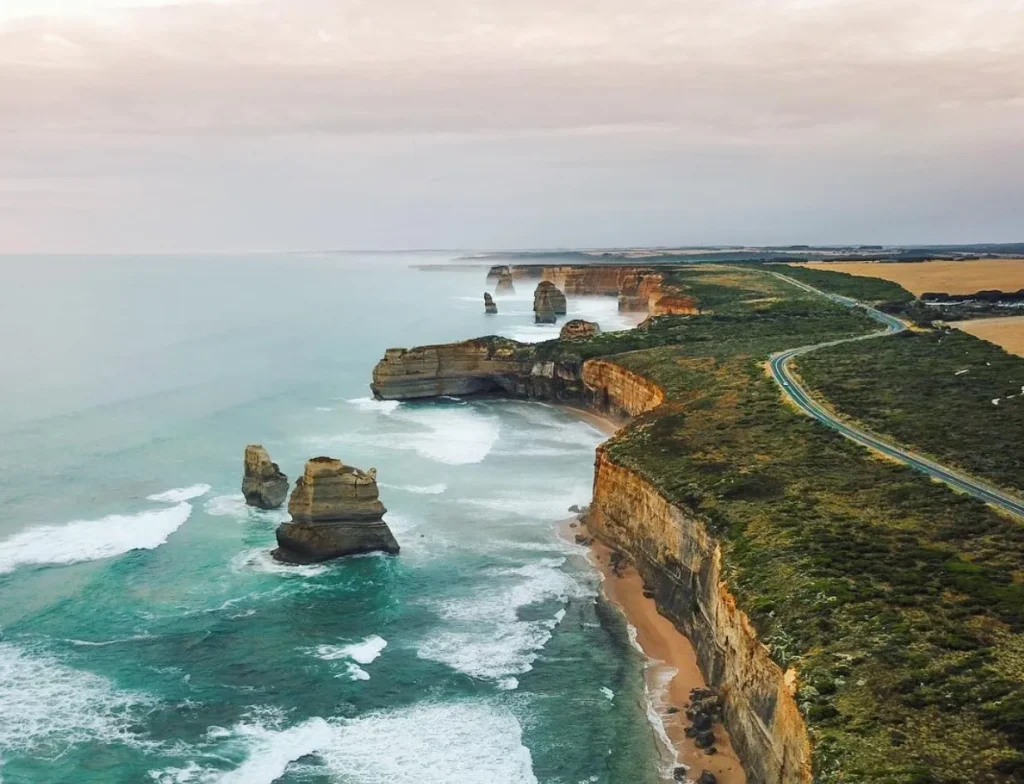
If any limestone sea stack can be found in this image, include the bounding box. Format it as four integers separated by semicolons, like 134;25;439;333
242;444;289;509
486;265;509;284
533;281;567;324
484;292;497;314
559;319;600;339
495;269;516;295
272;457;399;564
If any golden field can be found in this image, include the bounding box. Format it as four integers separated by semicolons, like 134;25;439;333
949;315;1024;357
796;259;1024;296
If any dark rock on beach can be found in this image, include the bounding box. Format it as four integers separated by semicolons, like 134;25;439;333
272;457;399;564
242;444;289;509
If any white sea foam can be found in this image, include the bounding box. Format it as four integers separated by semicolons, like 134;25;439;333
0;642;151;762
229;548;329;578
417;558;583;683
457;483;592;521
0;503;193;575
65;634;156;647
601;686;615;701
307;635;387;681
318;702;538;783
379;482;447;495
147;484;212;504
203;495;290;524
388;407;500;465
315;406;500;466
346;396;400;414
151;702;537;784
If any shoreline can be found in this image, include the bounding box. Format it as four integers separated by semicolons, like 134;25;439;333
559;514;747;784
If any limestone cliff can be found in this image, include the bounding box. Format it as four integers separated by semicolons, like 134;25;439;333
580;360;664;418
588;449;811;784
495;269;516;295
651;294;699;316
484;292;497;314
559;319;600;340
242;444;289;509
533;281;567;322
273;457;399;563
369;331;813;783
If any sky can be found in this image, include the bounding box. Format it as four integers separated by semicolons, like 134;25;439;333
1;0;1022;252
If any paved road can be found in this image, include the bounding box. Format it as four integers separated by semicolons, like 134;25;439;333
766;270;1024;519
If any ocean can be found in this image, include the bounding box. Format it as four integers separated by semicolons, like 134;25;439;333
0;253;663;783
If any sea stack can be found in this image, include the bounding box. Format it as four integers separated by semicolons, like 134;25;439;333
495;269;516;295
486;265;509;284
484;292;498;314
533;281;567;323
242;444;289;509
272;457;399;564
560;319;600;339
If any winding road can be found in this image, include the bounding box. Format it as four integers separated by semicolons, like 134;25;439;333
766;270;1024;519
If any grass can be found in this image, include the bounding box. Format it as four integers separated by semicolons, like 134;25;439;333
767;263;915;305
522;266;1024;782
796;329;1024;495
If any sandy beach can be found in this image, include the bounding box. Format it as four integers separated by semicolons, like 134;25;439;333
559;515;746;784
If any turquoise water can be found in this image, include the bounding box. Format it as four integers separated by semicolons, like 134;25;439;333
0;254;662;783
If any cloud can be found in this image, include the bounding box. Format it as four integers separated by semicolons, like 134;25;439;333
0;0;1022;251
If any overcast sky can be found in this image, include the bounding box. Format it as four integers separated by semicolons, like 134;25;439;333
1;0;1022;252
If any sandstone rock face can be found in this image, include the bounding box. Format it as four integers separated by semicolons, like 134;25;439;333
273;457;399;563
559;319;600;340
495;269;516;295
533;281;567;322
651;294;699;316
589;447;811;784
242;445;289;509
371;339;534;400
483;292;497;314
582;359;664;418
486;265;509;284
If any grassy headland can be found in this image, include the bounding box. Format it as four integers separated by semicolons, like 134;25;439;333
531;266;1024;781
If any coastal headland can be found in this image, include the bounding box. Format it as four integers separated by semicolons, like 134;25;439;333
372;262;1024;783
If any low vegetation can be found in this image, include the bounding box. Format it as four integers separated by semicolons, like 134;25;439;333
533;266;1024;781
768;263;915;304
796;328;1024;495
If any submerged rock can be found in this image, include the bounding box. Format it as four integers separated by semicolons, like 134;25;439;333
242;444;289;509
272;457;399;564
495;269;516;295
559;319;600;339
533;281;567;320
484;292;497;314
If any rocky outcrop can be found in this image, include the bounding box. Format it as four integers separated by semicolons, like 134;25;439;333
588;449;811;784
371;338;535;399
495;269;516;295
272;457;399;563
486;265;509;284
242;444;289;509
651;294;699;316
618;270;666;312
533;281;567;323
581;360;664;418
559;319;600;340
369;329;811;782
484;292;497;314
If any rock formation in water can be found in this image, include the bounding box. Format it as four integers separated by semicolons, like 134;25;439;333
486;265;508;284
272;457;399;563
495;269;516;295
559;319;600;339
484;292;497;314
533;281;567;323
242;444;289;509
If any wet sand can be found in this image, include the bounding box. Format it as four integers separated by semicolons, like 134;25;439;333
560;519;746;784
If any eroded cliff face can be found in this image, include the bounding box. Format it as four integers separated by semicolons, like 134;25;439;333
369;335;813;781
581;359;664;418
652;294;699;316
588;448;811;784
